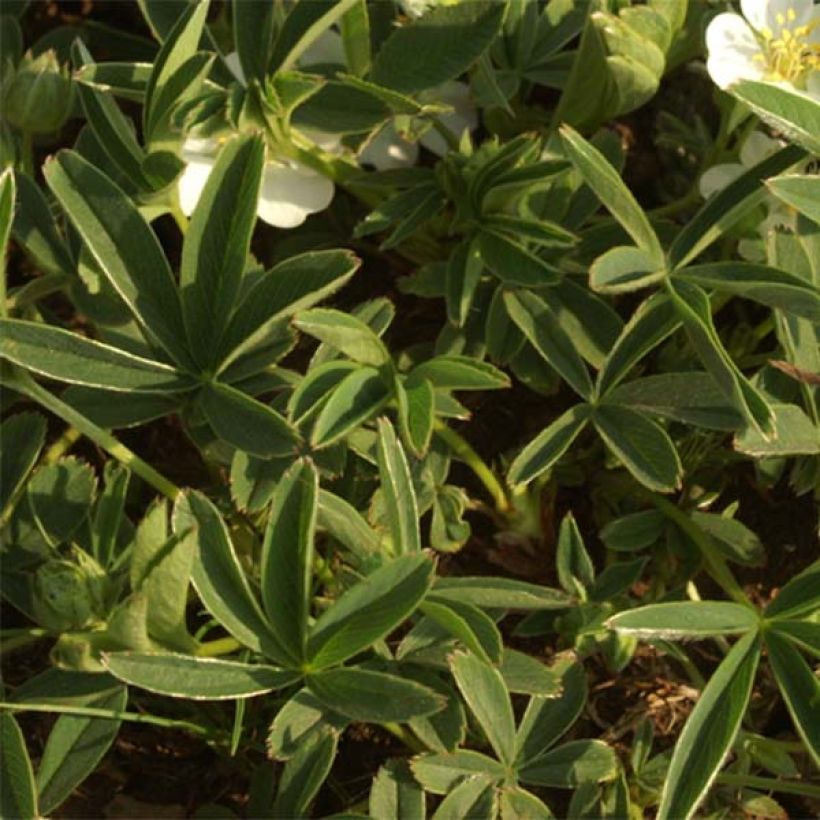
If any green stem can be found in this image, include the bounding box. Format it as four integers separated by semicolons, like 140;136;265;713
0;701;217;740
433;419;510;513
8;369;181;501
195;636;242;657
647;493;751;607
716;773;820;799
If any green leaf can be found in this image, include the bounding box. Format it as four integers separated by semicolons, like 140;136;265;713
446;239;484;327
199;382;299;458
432;775;497;819
261;460;318;664
767;174;820;224
518;740;618;788
0;412;46;519
409;356;509;391
310;366;391;448
608;372;742;430
556;512;594;597
589;245;666;294
341;0;371;76
294;308;390;367
74;61;153;102
559;125;663;263
411;750;505;794
307;668;445;722
11;171;74;278
765;559;820;620
479;229;562;287
307;553;434;669
607;602;759;639
422;598;502;666
272;728;337;820
35;687;126;815
768;620;820;658
288;360;358;425
72;41;150;191
143;0;210;147
733;402;820;457
765;630;820;767
674;262;820;322
731;80;820;155
180;135;265;369
131;501;195;650
173;491;289;662
267;688;348;761
104;652;298;699
27;458;97;545
92;462;130;569
499;787;554;820
667;280;774;436
44;151;190;367
593;404;682;492
450;650;516;765
371;1;507;93
218;251;360;371
659;632;761;819
376;418;421;554
597;292;679;396
0;713;37;820
0;319;193;393
370;760;424;820
507;403;591;487
233;0;276;82
432;577;573;610
0;167;15;294
317;489;381;560
668;144;805;270
504;290;593;399
515;657;587;763
499;649;562;697
397;376;435;456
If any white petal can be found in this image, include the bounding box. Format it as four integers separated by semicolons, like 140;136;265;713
706;13;766;88
743;0;815;32
178;157;215;215
180;136;219;163
224;51;245;84
806;70;820;99
698;163;745;199
299;127;344;154
299;29;345;67
257;162;335;228
359;124;419;170
399;0;434;19
739;131;780;166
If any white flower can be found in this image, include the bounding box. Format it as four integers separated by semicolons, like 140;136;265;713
399;0;465;19
359;80;478;169
178;137;334;229
705;0;820;96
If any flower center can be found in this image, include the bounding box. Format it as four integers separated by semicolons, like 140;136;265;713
755;9;820;86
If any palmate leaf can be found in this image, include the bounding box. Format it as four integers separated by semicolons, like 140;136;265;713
517;740;618;788
422;597;502;666
767;174;820;224
607;602;759;639
370;760;425;820
431;774;497;819
103;653;299;699
44;150;191;368
233;0;276;83
411;749;506;794
294;308;391;367
272;729;337;820
658;632;761;820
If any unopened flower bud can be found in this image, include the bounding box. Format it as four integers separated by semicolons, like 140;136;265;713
4;50;74;134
